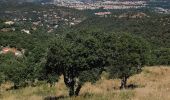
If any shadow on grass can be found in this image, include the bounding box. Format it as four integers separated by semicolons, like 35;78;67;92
127;84;138;89
44;95;67;100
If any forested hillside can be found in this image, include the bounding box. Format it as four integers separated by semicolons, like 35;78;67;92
74;12;170;65
0;3;170;100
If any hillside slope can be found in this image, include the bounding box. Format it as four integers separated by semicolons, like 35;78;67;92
0;66;170;100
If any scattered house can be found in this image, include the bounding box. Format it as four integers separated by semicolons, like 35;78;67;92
64;19;69;22
1;28;12;32
72;18;76;20
0;28;15;32
22;18;27;21
119;12;149;19
70;22;75;26
43;14;48;18
95;12;111;16
33;21;41;26
32;27;37;31
0;47;23;57
12;28;16;31
54;25;59;29
47;29;54;33
21;29;31;34
131;12;149;18
74;19;82;24
118;13;128;18
4;21;15;25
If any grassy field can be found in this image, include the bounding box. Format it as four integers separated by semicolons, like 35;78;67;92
0;66;170;100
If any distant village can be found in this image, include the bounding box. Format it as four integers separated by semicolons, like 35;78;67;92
0;0;169;34
0;7;84;34
52;0;147;10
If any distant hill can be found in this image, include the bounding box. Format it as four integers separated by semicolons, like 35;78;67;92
80;0;170;2
0;0;52;4
1;0;169;4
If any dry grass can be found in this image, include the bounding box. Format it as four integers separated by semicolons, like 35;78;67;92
0;66;170;100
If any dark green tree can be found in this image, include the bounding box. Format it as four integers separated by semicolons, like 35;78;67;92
0;53;27;89
152;48;170;65
45;32;106;96
106;33;150;89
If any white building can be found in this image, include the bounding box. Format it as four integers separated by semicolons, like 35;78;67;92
4;21;15;25
21;29;31;34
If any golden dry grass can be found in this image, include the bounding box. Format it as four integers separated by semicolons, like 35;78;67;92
0;66;170;100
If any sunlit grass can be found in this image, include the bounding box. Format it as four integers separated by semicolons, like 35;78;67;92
0;66;170;100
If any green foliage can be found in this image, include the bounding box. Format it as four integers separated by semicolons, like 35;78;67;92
152;48;170;65
79;68;102;84
0;29;56;88
75;13;170;65
0;53;27;87
44;31;150;94
106;33;150;88
0;72;5;84
45;31;106;96
0;6;169;97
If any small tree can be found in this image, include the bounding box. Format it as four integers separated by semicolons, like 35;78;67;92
106;33;150;89
45;32;106;96
0;53;27;89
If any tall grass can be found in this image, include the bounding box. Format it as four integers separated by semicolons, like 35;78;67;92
0;66;170;100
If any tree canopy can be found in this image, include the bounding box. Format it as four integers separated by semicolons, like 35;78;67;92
45;32;106;96
105;33;150;89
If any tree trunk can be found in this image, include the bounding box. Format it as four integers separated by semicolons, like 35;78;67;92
13;85;19;89
64;74;75;97
69;84;75;97
75;84;82;96
120;76;127;89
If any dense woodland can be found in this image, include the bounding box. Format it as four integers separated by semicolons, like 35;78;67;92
0;4;170;97
74;13;170;65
